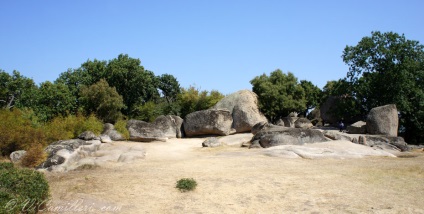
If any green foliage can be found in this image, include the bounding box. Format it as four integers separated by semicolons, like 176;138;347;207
299;80;322;117
114;119;130;140
176;178;198;192
43;114;103;143
105;54;160;116
57;54;163;117
133;101;163;122
321;79;363;123
0;70;38;110
80;79;125;123
0;162;50;214
177;86;224;119
342;31;424;144
35;81;76;121
0;109;46;156
250;70;306;122
158;74;181;104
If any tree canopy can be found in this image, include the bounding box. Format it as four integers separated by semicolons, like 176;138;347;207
250;70;306;122
342;31;424;143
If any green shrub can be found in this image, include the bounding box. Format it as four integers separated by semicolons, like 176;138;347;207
0;109;46;156
0;162;50;214
176;178;198;192
114;119;130;140
43;114;103;143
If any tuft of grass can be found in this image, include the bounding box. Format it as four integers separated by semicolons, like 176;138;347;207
176;178;198;192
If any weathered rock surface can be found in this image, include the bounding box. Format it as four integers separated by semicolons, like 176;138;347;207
211;90;267;133
263;140;396;159
358;135;408;151
100;135;113;143
218;133;254;147
38;139;146;172
294;118;313;129
78;131;98;141
251;125;328;148
202;137;222;147
38;139;101;171
347;121;367;134
276;116;299;128
10;150;27;163
102;123;125;141
322;129;408;152
127;115;183;142
323;130;355;142
251;121;271;135
184;109;233;137
367;104;399;136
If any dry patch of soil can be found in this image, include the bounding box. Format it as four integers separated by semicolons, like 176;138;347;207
44;138;424;213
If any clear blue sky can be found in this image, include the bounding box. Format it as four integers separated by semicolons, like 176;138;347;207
1;0;423;94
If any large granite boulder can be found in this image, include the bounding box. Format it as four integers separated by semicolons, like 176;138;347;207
127;115;184;142
183;109;233;137
347;121;367;134
250;125;328;148
366;104;398;136
102;123;125;141
211;90;267;133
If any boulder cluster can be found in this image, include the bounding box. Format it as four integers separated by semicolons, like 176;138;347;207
127;89;268;140
9;90;412;171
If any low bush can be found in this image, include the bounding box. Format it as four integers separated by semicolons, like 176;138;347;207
20;143;47;168
0;162;50;214
0;109;46;156
43;114;103;143
176;178;198;192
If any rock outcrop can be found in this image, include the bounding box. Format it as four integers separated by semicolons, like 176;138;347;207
127;115;183;142
183;109;233;137
78;131;98;141
294;118;313;129
202;137;222;147
38;139;101;171
37;139;146;172
366;104;398;136
347;121;367;134
10;150;26;163
250;125;328;148
211;90;267;133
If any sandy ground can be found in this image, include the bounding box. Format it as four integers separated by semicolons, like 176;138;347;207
44;138;424;214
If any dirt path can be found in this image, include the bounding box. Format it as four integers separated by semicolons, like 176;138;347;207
45;139;424;214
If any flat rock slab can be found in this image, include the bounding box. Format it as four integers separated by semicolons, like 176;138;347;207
218;133;254;146
263;140;396;159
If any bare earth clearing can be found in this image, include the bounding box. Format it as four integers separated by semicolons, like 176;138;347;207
45;138;424;214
